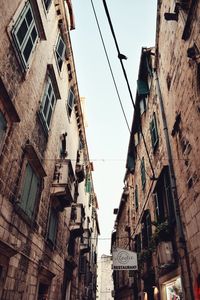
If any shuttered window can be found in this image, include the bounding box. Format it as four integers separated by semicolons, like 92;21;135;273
67;88;75;117
55;35;66;71
85;175;91;193
142;211;152;248
127;154;135;173
0;111;7;148
150;112;159;150
20;163;40;218
12;1;38;70
48;207;58;244
40;76;56;131
135;185;138;211
140;157;146;190
137;79;149;96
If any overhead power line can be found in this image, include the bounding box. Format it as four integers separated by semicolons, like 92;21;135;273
90;0;131;132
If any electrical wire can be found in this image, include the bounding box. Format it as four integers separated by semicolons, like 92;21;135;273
102;0;157;181
90;0;131;132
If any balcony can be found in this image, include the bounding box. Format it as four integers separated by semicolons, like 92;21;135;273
50;159;75;209
69;204;85;237
80;229;91;254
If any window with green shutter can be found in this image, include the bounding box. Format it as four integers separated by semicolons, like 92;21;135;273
47;207;58;244
20;163;40;218
140;157;146;190
135;185;138;211
137;79;149;96
11;1;39;70
40;76;56;131
150;112;159;150
85;175;91;193
55;35;66;71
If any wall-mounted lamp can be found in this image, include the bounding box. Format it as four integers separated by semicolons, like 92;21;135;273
164;12;178;21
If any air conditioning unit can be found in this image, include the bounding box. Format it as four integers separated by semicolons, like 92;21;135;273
158;241;175;266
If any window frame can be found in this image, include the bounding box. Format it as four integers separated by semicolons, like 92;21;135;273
140;157;146;190
150;112;159;150
39;76;57;132
47;206;59;245
67;88;75;118
11;1;39;71
134;185;138;211
55;34;66;72
0;111;8;154
139;97;148;115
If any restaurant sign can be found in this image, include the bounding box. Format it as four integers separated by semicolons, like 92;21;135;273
112;248;138;270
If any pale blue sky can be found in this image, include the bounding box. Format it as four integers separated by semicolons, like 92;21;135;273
71;0;157;256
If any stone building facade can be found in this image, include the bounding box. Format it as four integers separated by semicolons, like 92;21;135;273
0;0;99;299
97;254;114;300
112;1;200;299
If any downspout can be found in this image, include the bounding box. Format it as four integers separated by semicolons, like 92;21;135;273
153;70;194;300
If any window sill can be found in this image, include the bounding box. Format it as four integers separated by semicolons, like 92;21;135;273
14;203;38;231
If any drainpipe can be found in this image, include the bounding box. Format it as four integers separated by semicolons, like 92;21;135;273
153;70;194;300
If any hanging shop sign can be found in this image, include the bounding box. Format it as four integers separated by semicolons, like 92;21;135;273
112;247;138;270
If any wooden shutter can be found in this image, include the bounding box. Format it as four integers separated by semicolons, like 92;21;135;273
0;111;7;142
85;176;91;193
48;208;58;244
146;212;152;246
20;164;33;211
137;79;149;96
20;163;39;218
26;171;39;218
135;185;138;210
140;157;146;189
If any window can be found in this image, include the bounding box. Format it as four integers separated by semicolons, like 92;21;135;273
40;76;56;131
85;175;91;193
134;131;141;146
153;167;175;223
11;1;39;70
55;35;66;71
43;0;52;11
141;211;152;249
127;153;135;173
135;234;141;253
139;97;148;115
67;88;75;117
140;157;146;190
135;185;138;211
47;207;58;244
150;112;159;150
0;111;7;151
20;163;40;218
